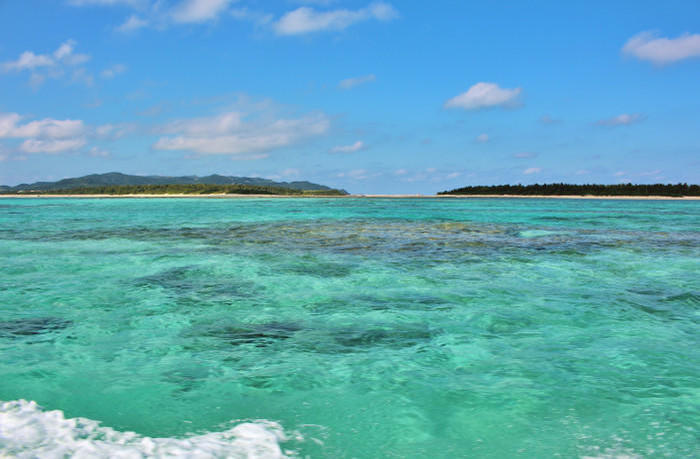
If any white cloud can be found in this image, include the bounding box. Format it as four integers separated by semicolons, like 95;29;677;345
101;64;127;78
68;0;144;5
523;167;541;175
445;82;521;110
117;15;149;32
0;113;86;139
639;169;662;177
95;123;135;139
514;152;537;158
71;68;94;86
88;146;111;157
82;0;231;31
274;2;397;35
446;172;461;179
1;40;91;87
540;114;560;124
330;140;364;153
623;31;700;65
596;113;644;126
282;168;300;176
294;0;338;5
53;40;90;66
0;112;94;155
475;133;489;143
394;169;407;176
337;169;372;180
2;52;54;71
230;8;274;26
20;138;86;154
171;0;233;24
153;110;330;155
338;74;375;89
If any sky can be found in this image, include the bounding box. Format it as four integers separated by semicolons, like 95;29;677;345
1;0;699;194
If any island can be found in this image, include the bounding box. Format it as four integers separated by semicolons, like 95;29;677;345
438;183;700;197
0;173;348;197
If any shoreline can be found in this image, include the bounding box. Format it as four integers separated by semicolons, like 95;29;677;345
1;193;699;200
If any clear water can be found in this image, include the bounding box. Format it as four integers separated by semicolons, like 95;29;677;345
0;198;698;458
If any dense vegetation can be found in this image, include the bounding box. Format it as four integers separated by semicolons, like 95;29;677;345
0;172;341;193
2;184;347;196
439;183;700;197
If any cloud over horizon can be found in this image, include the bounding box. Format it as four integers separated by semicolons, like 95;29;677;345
153;110;330;156
0;112;87;154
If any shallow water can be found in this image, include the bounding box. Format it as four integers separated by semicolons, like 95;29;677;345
0;198;698;458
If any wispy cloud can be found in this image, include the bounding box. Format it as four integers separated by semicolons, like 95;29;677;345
336;169;376;180
74;0;396;36
445;82;521;110
330;140;365;153
101;64;127;79
274;2;397;35
117;15;149;32
88;146;111;157
171;0;234;24
68;0;145;6
20;138;87;154
1;40;91;87
475;133;489;143
596;113;645;127
75;0;234;31
514;152;537;159
338;74;375;89
623;31;700;65
523;167;541;175
540;114;560;124
153;109;330;156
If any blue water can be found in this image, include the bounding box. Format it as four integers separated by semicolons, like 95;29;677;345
0;197;698;457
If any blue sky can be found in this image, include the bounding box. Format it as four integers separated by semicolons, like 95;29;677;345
1;0;699;193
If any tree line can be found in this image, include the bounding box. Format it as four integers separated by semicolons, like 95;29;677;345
438;183;700;197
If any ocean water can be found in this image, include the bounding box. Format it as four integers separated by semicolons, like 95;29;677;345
0;197;698;458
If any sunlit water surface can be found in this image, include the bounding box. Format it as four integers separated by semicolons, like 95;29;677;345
0;198;698;458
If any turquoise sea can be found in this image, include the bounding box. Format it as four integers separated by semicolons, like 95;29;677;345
0;197;698;458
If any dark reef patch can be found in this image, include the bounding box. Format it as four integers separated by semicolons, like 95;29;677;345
0;317;72;339
134;266;259;301
190;321;303;348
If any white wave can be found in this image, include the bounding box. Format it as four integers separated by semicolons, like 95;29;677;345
0;399;292;458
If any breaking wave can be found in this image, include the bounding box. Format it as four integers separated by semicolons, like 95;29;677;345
0;399;293;458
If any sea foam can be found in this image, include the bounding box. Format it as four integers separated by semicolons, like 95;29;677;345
0;399;291;458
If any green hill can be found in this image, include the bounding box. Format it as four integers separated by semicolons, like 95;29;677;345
1;172;347;195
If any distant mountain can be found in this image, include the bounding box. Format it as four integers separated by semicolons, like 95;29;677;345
2;172;346;194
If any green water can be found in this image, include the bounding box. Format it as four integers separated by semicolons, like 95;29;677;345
0;198;698;458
